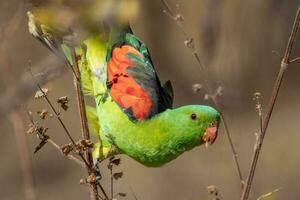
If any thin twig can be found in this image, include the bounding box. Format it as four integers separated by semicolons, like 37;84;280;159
110;165;113;199
23;107;85;168
256;188;282;200
290;56;300;63
81;183;105;200
216;107;244;184
161;0;244;185
32;76;91;169
70;49;93;168
241;6;300;200
33;71;110;200
47;139;85;167
71;49;109;200
71;49;99;200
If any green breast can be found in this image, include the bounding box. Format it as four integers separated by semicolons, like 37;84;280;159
97;100;200;167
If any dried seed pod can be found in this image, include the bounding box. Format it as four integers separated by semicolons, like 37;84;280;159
175;14;184;22
26;123;37;135
216;86;223;97
184;38;194;49
110;157;121;166
57;96;69;104
86;174;96;184
80;139;94;148
117;192;127;197
207;185;218;195
192;83;202;93
37;109;48;120
113;172;123;180
34;134;50;154
204;94;210;100
36;127;48;140
61;143;73;156
34;88;49;99
253;92;263;115
57;96;69;111
79;179;86;185
253;92;262;99
75;139;94;153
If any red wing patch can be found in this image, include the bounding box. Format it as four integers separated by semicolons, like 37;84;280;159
108;45;153;120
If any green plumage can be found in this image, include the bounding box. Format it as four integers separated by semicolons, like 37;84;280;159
28;10;221;167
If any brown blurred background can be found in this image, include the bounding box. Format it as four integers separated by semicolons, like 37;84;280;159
1;0;300;199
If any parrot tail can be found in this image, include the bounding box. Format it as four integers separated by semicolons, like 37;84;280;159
27;11;94;96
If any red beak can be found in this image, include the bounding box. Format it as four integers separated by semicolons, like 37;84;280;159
202;123;218;147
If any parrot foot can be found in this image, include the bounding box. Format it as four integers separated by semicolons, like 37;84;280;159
92;143;118;165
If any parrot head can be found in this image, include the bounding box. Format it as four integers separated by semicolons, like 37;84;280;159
168;105;221;149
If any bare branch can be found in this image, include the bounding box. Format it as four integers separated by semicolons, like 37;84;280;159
29;72;92;170
47;139;85;168
161;0;244;185
256;188;282;200
71;49;109;200
241;6;300;200
290;56;300;63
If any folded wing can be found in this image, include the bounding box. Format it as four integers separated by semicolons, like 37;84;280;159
107;34;173;121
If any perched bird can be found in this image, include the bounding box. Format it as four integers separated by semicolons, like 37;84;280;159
27;7;220;167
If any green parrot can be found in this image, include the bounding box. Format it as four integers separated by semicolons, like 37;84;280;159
27;9;220;167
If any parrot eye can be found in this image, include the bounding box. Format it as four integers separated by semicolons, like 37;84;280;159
190;113;197;120
210;122;216;126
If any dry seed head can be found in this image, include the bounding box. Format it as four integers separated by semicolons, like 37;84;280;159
256;104;262;112
57;96;69;104
36;126;48;138
86;174;96;184
204;94;210;101
216;86;223;97
111;158;121;166
37;109;48;120
207;185;218;195
74;139;94;153
175;14;184;22
61;143;73;156
34;88;49;99
26;123;37;135
79;139;94;148
253;92;262;100
79;179;85;185
253;92;263;114
184;38;195;49
117;193;127;197
57;96;69;111
113;172;123;180
192;83;202;93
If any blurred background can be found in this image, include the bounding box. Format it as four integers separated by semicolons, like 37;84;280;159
0;0;300;199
